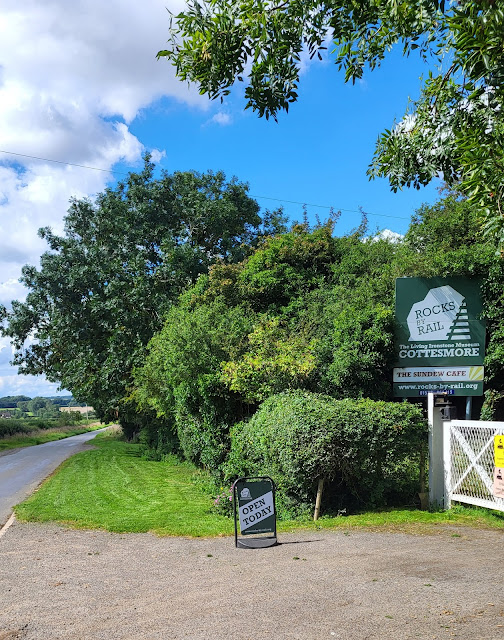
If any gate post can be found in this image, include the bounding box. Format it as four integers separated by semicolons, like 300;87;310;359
428;393;449;509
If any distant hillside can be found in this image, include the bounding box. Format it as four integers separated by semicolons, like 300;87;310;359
0;395;31;408
0;395;85;408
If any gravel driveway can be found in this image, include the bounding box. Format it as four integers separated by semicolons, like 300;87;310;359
1;520;503;639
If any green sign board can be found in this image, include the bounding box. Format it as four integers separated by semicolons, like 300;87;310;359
394;277;485;397
233;477;277;548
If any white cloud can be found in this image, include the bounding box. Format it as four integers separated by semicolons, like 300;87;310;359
0;0;209;396
0;335;70;397
0;277;27;308
0;337;11;364
0;373;67;398
208;112;232;126
0;1;201;280
375;229;404;243
150;148;167;164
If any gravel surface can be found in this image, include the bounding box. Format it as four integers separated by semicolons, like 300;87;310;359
1;521;503;639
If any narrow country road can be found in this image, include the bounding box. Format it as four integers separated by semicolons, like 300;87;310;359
0;428;108;526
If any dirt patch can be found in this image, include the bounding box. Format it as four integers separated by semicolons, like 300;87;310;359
1;521;503;639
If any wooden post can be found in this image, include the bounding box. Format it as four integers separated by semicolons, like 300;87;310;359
418;443;428;510
313;477;325;521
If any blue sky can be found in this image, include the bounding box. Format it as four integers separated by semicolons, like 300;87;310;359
0;0;442;397
129;49;440;237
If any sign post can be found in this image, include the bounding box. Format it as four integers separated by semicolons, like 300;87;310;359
394;277;486;399
233;477;277;549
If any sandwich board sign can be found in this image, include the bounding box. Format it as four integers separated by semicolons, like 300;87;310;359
394;277;486;397
233;477;277;548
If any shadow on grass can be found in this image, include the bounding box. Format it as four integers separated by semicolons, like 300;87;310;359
124;448;142;458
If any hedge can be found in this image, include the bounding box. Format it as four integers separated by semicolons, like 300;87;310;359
223;390;427;516
0;415;86;439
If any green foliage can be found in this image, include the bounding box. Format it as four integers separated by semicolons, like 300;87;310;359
1;158;262;431
160;1;443;120
0;412;91;438
481;258;504;396
369;2;504;248
223;391;427;516
321;235;398;398
401;193;492;271
132;193;504;467
135;222;399;460
0;395;31;408
134;296;255;466
237;223;339;310
326;298;395;399
0;420;104;450
480;389;504;421
0;419;33;438
161;1;504;248
25;397;62;418
221;317;316;403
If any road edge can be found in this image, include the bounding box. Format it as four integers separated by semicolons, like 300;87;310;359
0;512;16;538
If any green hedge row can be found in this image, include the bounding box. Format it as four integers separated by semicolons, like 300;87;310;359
0;414;85;438
223;391;427;516
0;419;34;437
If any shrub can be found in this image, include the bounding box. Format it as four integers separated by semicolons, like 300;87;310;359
0;419;33;438
223;391;427;516
31;418;54;430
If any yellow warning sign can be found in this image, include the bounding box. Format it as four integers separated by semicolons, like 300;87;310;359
495;435;504;467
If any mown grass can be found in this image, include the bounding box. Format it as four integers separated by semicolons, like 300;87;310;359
15;430;504;537
0;422;104;451
15;429;234;537
278;504;504;534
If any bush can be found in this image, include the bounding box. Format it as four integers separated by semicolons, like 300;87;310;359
119;400;179;458
0;419;33;438
0;416;83;437
223;391;427;517
31;418;54;430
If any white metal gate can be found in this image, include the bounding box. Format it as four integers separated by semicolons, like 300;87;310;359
443;419;504;512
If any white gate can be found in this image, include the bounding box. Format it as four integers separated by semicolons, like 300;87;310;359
443;419;504;512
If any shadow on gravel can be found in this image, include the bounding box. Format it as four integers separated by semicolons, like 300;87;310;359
277;539;322;545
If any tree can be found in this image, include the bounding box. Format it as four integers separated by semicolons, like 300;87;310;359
28;397;48;414
135;189;504;462
0;395;31;408
159;1;504;248
1;158;263;431
134;219;401;459
134;290;256;467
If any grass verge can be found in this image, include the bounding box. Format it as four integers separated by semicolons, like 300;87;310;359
0;423;105;451
15;428;233;537
15;430;504;537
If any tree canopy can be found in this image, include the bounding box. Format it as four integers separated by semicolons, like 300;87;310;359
159;0;504;248
0;159;264;429
133;191;504;464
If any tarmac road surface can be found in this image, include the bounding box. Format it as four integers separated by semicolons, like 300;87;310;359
0;428;108;526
